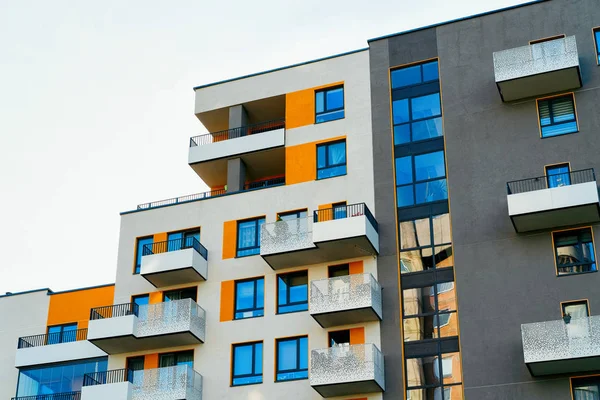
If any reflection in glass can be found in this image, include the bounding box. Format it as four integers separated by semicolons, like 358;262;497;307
396;156;413;185
404;315;436;342
391;65;422;89
405;356;440;387
400;218;431;250
562;301;589;319
401;250;433;274
435;245;453;269
412;117;443;142
415;151;445;181
554;228;596;275
412;93;441;120
432;214;452;245
438;353;462;384
435;312;458;338
415;179;448;204
403;286;436;316
398;186;415;208
393;99;410;125
546;164;571;188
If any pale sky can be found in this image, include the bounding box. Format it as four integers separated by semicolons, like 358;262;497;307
0;0;532;294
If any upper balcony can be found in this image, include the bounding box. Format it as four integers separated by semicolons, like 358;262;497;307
81;366;202;400
87;299;205;354
522;315;600;376
310;343;385;397
140;238;208;288
493;36;581;102
260;203;379;270
13;393;81;400
507;169;600;232
310;273;383;328
15;328;106;368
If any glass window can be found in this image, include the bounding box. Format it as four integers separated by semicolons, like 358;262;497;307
546;164;571;188
333;202;347;220
553;228;596;275
276;336;308;381
562;300;589;319
573;376;600;400
159;350;194;368
328;264;349;277
317;140;347;179
277;271;308;314
391;60;438;89
405;353;462;399
278;210;308;221
395;152;447;208
235;277;264;319
135;236;153;274
315;86;344;123
538;94;578;138
167;229;200;251
329;330;350;346
237;217;266;257
232;342;263;386
126;356;145;384
47;323;78;345
594;28;600;64
132;294;149;308
163;287;197;302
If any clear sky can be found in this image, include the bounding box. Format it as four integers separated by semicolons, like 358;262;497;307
0;0;532;294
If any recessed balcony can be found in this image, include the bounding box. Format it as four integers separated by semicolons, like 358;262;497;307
310;273;383;328
15;328;106;367
140;238;208;288
87;299;205;354
260;203;379;270
507;169;600;232
310;343;385;397
522;315;600;376
493;36;581;102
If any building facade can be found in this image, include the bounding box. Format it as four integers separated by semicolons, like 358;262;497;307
2;0;600;399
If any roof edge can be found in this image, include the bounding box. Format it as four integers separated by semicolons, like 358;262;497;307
50;283;115;295
0;288;52;299
0;282;115;299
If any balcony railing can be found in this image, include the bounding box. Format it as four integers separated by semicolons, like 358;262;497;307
189;119;285;147
83;368;130;386
260;216;314;255
90;303;138;320
137;189;226;210
244;176;285;190
507;169;595;194
12;393;81;400
310;273;382;318
18;328;88;349
132;365;202;399
142;237;208;260
313;203;379;233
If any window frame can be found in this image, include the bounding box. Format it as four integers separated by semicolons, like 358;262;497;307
231;341;263;386
395;150;448;208
545;162;571;188
134;235;153;274
561;299;590;318
167;227;201;250
390;59;439;90
315;85;345;124
571;375;600;400
593;27;600;65
552;227;597;276
537;93;579;138
236;217;266;258
234;277;265;320
276;270;309;315
275;336;309;382
277;209;308;221
316;139;347;180
47;323;78;345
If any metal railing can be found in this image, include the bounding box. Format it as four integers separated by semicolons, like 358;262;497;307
18;328;87;349
190;119;285;147
137;188;226;210
11;393;81;400
142;237;208;260
90;303;138;320
244;176;285;190
83;368;129;386
313;203;379;233
507;168;595;195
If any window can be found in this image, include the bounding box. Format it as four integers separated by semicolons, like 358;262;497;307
333;202;347;219
328;264;350;277
594;28;600;64
276;336;308;381
131;294;149;314
278;209;308;221
235;277;264;319
553;228;596;275
572;376;600;400
393;92;442;145
391;60;439;89
546;164;571;188
405;352;462;400
315;86;344;123
434;356;453;378
164;287;197;302
433;312;452;328
47;323;78;345
399;214;453;274
237;217;265;257
134;236;153;274
126;356;144;384
538;94;578;138
167;228;200;251
396;151;448;208
317;140;347;179
562;300;590;319
159;350;194;368
329;330;350;347
277;271;308;314
232;342;263;386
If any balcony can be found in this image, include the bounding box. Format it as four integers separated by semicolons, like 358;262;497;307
12;393;81;400
260;203;379;270
493;36;581;101
81;366;202;400
310;274;383;328
188;119;285;188
507;169;600;232
87;299;205;354
140;238;208;288
14;329;106;367
522;315;600;376
310;343;385;397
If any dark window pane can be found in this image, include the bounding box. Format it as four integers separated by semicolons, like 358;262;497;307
393;99;410;125
411;93;441;120
391;65;421;89
422;61;439;82
415;151;445;181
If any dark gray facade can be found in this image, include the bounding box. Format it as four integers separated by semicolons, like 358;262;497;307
369;0;600;399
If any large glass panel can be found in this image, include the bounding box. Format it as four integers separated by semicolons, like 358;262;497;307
396;156;413;185
397;185;415;208
393;99;410;125
317;141;347;179
412;93;441;120
539;95;578;138
135;237;153;274
412;117;443;142
278;272;308;314
400;218;431;250
316;87;344;123
326;88;344;110
405;356;440;387
391;65;422;89
233;342;262;386
394;123;411;145
432;214;452;245
403;286;436;316
276;337;308;381
235;278;264;319
415;151;445;181
422;61;439;82
237;218;264;257
416;179;448;204
401;250;434;273
404;316;436;342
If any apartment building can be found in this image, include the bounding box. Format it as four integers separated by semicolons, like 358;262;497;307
2;0;600;399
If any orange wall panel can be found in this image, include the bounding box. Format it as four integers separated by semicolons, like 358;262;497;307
222;221;237;259
349;261;364;275
285;143;316;185
149;292;163;304
153;232;168;254
220;280;235;322
350;327;365;345
47;285;115;330
144;353;159;369
317;203;334;222
285;89;314;129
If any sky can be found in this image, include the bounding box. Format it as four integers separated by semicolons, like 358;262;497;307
0;0;533;294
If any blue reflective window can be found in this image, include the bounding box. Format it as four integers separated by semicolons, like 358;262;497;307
167;229;200;252
422;61;439;82
233;342;263;386
411;93;441;120
538;95;578;138
595;29;600;63
317;140;347;179
391;60;438;89
276;336;308;381
333;202;347;220
395;151;448;208
392;99;409;125
554;228;597;276
396;156;413;185
546;164;571;188
47;323;78;345
414;151;446;181
412;117;443;142
237;218;265;257
315;86;344;123
132;294;149;312
135;236;153;274
235;277;264;319
277;271;308;314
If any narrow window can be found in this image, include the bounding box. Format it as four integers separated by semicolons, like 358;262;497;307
159;350;194;368
47;323;78;345
561;300;590;319
396;151;448;208
278;209;308;221
167;228;200;252
545;164;571;188
328;264;350;277
277;271;308;314
131;294;149;315
328;330;350;347
538;94;578;138
553;228;597;275
276;336;308;381
232;342;263;386
163;287;197;302
235;277;264;319
126;356;145;384
572;376;600;399
317;140;347;179
237;217;265;257
134;236;153;274
315;86;344;123
594;28;600;64
332;202;347;220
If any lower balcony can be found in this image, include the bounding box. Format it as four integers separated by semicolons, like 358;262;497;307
81;366;202;400
310;343;385;397
522;315;600;376
15;329;107;367
310;273;383;328
260;203;379;269
12;393;81;400
87;299;205;354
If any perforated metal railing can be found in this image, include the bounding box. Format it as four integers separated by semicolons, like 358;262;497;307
260;216;314;255
310;273;382;319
